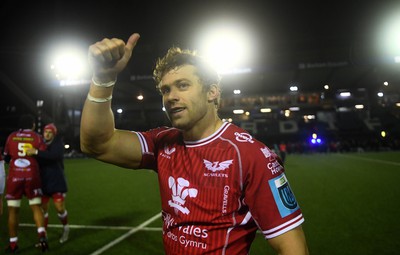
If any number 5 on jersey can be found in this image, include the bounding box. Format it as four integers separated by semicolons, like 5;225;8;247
18;143;33;156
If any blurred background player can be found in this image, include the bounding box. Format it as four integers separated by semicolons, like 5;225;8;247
279;141;287;165
27;123;69;243
3;114;49;253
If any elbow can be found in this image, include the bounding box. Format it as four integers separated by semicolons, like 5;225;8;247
80;141;95;156
80;138;107;157
80;130;115;157
80;137;97;156
80;144;89;155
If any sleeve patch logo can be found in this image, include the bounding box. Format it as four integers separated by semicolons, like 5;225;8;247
268;173;299;217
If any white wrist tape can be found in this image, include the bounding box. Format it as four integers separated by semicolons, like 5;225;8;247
92;77;116;87
87;93;112;103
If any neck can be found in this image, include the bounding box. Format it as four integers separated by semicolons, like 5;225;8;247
183;116;223;141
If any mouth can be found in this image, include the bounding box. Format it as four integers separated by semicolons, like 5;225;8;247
168;107;186;117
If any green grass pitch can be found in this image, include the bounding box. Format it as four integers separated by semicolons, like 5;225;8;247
1;151;399;254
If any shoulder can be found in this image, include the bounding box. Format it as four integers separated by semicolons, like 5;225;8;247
30;131;44;141
222;123;279;162
139;126;181;139
7;131;18;138
135;126;183;149
223;123;266;149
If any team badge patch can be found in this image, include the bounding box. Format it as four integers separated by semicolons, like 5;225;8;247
268;173;299;217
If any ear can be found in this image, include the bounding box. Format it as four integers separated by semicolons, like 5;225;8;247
207;84;220;103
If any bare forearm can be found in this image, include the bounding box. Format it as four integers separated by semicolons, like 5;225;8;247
268;226;309;255
82;34;140;159
80;84;115;155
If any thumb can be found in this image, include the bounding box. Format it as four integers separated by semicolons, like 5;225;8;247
125;33;140;53
119;33;140;67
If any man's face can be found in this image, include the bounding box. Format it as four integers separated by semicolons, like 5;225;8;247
43;129;54;142
159;65;210;131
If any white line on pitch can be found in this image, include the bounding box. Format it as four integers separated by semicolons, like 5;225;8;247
19;223;162;231
90;212;161;255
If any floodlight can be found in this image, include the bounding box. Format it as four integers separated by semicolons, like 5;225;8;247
284;110;290;117
378;12;400;59
339;92;351;97
304;115;315;120
260;108;272;113
195;22;254;74
222;118;233;123
46;40;90;86
52;49;88;78
36;100;44;107
233;109;244;114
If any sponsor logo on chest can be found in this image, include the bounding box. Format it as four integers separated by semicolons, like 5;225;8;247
234;132;254;143
161;145;176;159
163;212;209;251
267;161;283;175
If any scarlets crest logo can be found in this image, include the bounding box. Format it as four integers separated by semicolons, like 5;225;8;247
203;159;233;172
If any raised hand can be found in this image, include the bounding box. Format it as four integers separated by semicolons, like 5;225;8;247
88;33;140;83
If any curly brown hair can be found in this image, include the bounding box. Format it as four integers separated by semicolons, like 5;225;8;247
153;47;221;92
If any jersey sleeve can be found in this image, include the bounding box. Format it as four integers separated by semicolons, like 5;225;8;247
243;143;304;239
134;127;170;171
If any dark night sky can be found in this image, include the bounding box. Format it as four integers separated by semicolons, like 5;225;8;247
0;0;399;117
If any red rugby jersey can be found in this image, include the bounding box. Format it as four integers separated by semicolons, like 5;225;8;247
4;129;46;177
137;122;304;255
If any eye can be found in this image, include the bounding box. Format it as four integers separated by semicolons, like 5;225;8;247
160;87;170;95
177;82;189;90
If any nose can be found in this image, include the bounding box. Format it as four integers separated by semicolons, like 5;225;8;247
164;87;179;103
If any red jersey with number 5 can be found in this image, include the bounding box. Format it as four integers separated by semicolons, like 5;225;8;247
4;129;46;178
